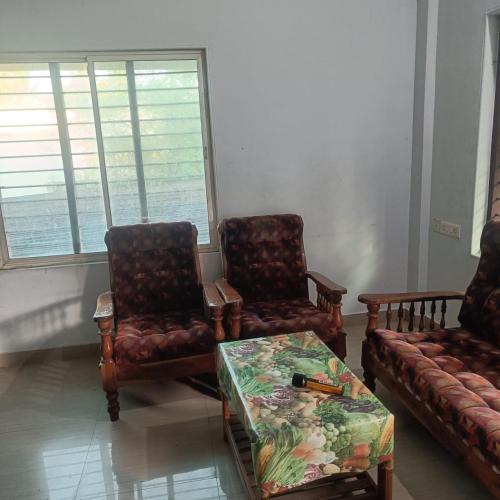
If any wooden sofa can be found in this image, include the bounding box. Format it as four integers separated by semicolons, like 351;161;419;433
359;220;500;497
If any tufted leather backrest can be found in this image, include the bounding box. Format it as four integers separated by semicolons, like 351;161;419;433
459;219;500;346
219;214;309;302
105;222;203;319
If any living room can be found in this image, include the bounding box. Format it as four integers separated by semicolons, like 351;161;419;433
0;1;498;499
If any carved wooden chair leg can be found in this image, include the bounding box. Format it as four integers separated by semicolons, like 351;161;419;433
106;390;120;422
361;341;376;392
222;393;230;442
333;329;347;361
97;315;120;422
230;302;242;340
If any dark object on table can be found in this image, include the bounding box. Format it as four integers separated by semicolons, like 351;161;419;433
292;372;343;395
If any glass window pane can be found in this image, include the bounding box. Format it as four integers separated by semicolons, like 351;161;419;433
0;63;74;258
134;59;210;244
95;62;140;225
59;62;107;253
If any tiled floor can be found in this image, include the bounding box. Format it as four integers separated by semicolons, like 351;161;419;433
0;317;493;500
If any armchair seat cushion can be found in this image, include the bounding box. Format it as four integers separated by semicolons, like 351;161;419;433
240;298;335;340
115;311;215;364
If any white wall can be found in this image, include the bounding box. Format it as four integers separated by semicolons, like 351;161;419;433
427;0;500;293
0;0;417;353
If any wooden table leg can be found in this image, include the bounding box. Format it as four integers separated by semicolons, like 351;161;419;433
377;460;393;500
222;392;230;442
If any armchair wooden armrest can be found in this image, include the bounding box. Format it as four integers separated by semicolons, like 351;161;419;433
358;290;465;335
215;278;243;304
358;290;464;305
306;271;347;295
203;282;225;309
94;291;114;322
306;271;346;357
94;292;114;344
94;291;117;414
202;282;225;342
215;278;243;340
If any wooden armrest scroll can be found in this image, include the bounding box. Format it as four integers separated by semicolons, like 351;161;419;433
94;291;114;322
215;278;243;304
358;290;465;336
215;278;242;340
358;291;465;305
306;271;347;295
203;282;225;342
203;282;225;310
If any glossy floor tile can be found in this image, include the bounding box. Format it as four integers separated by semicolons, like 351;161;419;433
0;317;493;499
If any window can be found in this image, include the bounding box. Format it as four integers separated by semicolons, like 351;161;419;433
0;51;216;267
472;17;500;256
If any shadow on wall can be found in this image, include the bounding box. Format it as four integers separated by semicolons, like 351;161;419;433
0;252;222;356
0;262;110;355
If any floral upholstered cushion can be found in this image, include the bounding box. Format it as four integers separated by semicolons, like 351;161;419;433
240;298;336;341
217;331;393;498
114;311;215;364
368;328;500;469
105;222;203;318
369;328;500;387
219;214;309;302
459;219;500;346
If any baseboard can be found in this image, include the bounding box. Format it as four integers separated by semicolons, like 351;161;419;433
0;342;100;368
342;311;367;324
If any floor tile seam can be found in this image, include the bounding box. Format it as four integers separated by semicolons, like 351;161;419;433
75;474;223;500
73;413;100;500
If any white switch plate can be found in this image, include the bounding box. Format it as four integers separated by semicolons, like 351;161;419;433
432;218;461;239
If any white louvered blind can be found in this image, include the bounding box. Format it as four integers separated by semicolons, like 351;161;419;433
0;53;214;263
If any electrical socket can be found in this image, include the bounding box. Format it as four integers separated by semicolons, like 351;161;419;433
432;218;461;239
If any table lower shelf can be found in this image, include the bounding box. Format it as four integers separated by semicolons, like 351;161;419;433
223;414;383;500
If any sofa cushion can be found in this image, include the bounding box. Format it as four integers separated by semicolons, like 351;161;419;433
239;298;335;340
368;328;500;467
459;219;500;346
114;311;215;364
369;328;500;388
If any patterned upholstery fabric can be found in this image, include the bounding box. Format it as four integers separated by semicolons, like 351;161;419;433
114;311;215;364
239;298;336;340
104;222;216;365
105;222;203;319
459;219;500;346
368;328;500;468
219;214;308;302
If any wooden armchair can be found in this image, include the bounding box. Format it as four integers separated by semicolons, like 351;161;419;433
93;222;225;421
215;214;348;359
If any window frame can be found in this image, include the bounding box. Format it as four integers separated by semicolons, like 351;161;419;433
0;49;218;269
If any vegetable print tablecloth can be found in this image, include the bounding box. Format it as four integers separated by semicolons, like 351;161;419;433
217;331;394;498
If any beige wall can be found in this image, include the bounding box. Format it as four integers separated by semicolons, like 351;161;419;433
0;0;417;353
427;0;500;294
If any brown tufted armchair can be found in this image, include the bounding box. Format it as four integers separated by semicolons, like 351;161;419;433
93;222;225;421
215;214;348;359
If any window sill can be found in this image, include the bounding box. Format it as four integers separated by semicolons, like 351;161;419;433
0;244;219;271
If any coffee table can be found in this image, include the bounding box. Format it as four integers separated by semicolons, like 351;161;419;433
217;331;394;499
